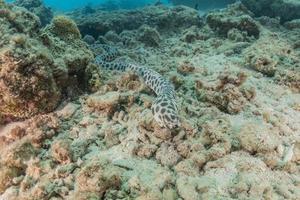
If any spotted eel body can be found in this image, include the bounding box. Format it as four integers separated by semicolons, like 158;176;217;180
94;45;180;129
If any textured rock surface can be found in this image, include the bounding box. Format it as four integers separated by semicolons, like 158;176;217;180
0;4;60;119
243;31;300;92
241;0;300;23
0;4;93;119
69;5;203;38
206;3;260;38
14;0;53;26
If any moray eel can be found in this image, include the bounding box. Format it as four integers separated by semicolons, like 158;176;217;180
93;44;180;129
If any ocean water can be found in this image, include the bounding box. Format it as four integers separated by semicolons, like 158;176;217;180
6;0;170;11
5;0;238;11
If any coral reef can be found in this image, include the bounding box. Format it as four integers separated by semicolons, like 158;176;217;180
14;0;53;26
241;0;300;23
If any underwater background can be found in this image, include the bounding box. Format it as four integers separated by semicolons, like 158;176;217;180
0;0;300;199
5;0;239;11
6;0;171;10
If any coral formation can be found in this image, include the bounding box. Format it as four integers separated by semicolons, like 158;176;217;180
72;158;122;199
45;15;81;40
284;19;300;30
197;71;255;114
82;34;96;45
0;5;60;119
69;5;203;38
206;3;260;38
0;3;93;119
137;25;161;47
241;0;300;23
14;0;53;26
243;31;300;91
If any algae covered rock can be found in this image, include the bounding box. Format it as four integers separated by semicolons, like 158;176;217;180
137;25;161;47
41;15;93;74
284;19;300;30
243;32;299;75
46;15;81;40
0;2;93;120
241;0;300;23
206;3;260;38
14;0;53;26
69;5;203;38
0;8;60;118
0;165;21;193
73;158;122;199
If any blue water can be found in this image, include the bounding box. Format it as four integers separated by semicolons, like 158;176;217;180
6;0;170;11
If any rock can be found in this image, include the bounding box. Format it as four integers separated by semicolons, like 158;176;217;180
41;15;93;85
14;0;53;26
284;19;300;30
45;15;81;40
0;6;59;119
104;31;121;43
82;34;96;45
176;176;200;200
69;5;203;38
56;103;80;119
243;32;300;88
197;71;253;114
237;123;280;154
0;3;93;119
86;91;120;114
136;191;162;200
162;188;178;200
156;143;181;167
51;139;73;164
137;25;161;47
0;165;20;193
73;158;122;199
227;28;248;42
0;138;37;169
206;3;260;38
241;0;300;23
